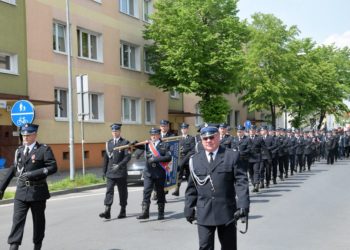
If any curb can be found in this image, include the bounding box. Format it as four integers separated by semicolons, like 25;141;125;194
0;183;106;205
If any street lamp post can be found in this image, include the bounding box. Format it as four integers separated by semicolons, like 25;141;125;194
65;0;75;180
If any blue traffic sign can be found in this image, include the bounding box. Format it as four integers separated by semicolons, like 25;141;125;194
244;120;251;129
11;100;35;127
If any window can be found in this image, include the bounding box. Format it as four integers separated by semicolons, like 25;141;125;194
145;99;155;124
0;52;18;74
170;89;180;99
54;88;68;119
88;93;104;121
144;48;154;73
122;96;141;123
0;0;16;5
77;28;103;61
120;0;138;17
143;0;153;22
195;104;203;126
120;42;140;70
53;22;66;53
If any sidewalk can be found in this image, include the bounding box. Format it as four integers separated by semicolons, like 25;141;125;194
1;166;104;192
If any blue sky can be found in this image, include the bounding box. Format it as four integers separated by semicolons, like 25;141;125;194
237;0;350;47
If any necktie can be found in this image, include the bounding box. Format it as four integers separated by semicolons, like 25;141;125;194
209;152;214;164
114;139;117;145
25;147;30;157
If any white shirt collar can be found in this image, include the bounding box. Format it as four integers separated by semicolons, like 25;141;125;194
25;141;36;153
205;148;219;162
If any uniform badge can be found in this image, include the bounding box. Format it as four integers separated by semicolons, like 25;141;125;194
31;154;36;163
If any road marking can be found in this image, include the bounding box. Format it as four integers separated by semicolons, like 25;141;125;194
0;187;144;208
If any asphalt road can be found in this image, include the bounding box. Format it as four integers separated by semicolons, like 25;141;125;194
1;159;350;250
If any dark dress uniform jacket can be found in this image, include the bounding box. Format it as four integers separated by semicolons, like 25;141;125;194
0;143;57;202
231;136;250;160
103;137;131;179
144;141;172;178
248;135;265;163
295;137;305;155
184;146;250;226
220;134;232;149
179;135;195;167
261;135;275;160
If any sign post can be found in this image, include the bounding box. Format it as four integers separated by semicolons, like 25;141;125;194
76;74;89;176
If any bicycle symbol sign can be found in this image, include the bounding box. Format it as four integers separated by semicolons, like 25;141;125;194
11;100;35;127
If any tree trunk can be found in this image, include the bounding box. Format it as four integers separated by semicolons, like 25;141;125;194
270;102;276;128
318;110;326;130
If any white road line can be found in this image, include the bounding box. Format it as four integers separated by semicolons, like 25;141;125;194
0;187;144;208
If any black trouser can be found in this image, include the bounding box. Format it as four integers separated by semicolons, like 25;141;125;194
248;162;260;185
296;154;304;171
289;154;296;174
104;177;128;207
260;159;271;184
271;157;278;180
143;175;166;204
278;155;288;177
177;163;190;186
197;223;237;250
305;154;312;169
345;146;350;158
326;150;334;165
8;199;46;245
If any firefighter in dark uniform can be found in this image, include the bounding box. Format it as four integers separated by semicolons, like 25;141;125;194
260;126;276;188
303;130;314;170
276;128;289;180
286;129;297;175
219;123;232;148
184;125;250;250
152;119;174;200
268;126;279;184
248;125;265;192
0;124;57;250
172;122;195;196
99;123;131;220
294;130;305;172
231;125;250;173
325;130;336;165
136;128;172;220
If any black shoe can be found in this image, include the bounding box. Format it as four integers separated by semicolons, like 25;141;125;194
158;203;165;220
99;206;111;220
172;187;180;196
34;243;42;250
117;206;126;219
137;203;150;220
9;244;19;250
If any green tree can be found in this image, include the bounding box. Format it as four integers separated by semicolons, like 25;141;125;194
239;13;299;128
143;0;248;123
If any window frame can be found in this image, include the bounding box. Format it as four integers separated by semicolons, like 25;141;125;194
0;0;16;5
0;52;18;75
119;0;139;18
143;0;153;23
87;92;104;122
120;41;140;71
54;88;68;120
122;96;141;124
145;99;155;124
144;48;154;74
77;28;103;62
53;21;67;54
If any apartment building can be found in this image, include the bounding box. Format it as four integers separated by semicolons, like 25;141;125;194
24;0;172;170
0;0;28;167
